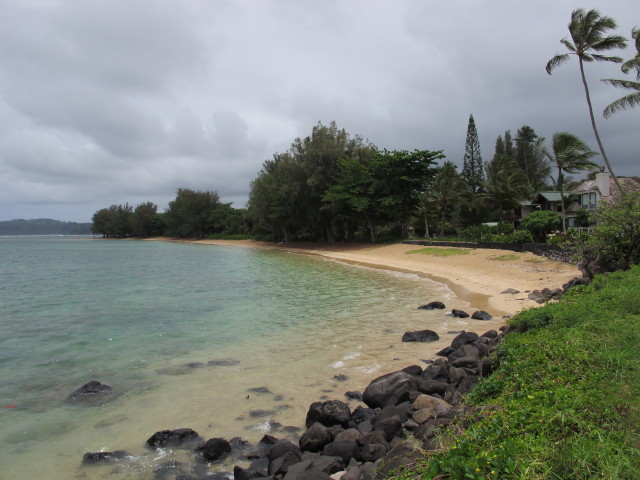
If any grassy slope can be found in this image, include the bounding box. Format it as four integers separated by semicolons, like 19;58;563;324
402;266;640;479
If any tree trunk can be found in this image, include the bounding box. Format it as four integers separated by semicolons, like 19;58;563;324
559;168;567;233
424;210;430;239
579;57;623;193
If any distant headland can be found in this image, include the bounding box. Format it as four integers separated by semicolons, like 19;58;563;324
0;218;92;236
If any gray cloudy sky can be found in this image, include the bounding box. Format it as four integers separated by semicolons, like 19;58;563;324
0;0;638;222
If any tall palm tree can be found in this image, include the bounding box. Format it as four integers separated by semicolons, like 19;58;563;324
482;155;531;228
546;8;627;193
602;27;640;118
547;132;599;233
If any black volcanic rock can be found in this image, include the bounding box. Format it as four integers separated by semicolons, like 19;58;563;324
418;301;445;310
401;330;439;342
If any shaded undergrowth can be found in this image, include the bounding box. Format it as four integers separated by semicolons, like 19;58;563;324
398;266;640;479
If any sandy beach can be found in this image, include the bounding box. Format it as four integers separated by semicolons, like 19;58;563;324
165;239;581;317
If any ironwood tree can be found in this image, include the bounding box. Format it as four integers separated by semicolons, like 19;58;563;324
461;114;485;194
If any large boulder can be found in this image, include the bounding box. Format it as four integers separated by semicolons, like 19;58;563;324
146;428;200;448
450;331;479;349
268;439;302;462
362;371;422;409
299;422;333;452
305;400;351;428
471;310;493;320
322;440;360;463
401;330;439;342
450;309;470;318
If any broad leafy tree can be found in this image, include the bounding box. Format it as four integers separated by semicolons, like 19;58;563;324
164;188;223;238
91;204;133;237
430;161;467;236
248;122;375;242
520;210;562;242
132;202;161;237
546;132;599;233
461;114;485;194
323;149;441;242
546;8;627;192
602;27;640;118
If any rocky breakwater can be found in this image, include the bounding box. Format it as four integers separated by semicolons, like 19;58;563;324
81;312;506;480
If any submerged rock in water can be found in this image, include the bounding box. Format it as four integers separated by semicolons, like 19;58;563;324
207;359;241;367
67;381;115;405
82;450;128;463
155;363;205;376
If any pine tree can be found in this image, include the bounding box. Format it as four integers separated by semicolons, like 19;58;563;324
461;114;485;194
493;135;505;161
504;130;515;161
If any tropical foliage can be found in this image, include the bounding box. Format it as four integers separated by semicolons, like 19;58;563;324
546;132;599;232
546;8;627;192
602;27;640;117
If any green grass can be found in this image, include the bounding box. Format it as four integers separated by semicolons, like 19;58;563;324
406;247;472;257
488;253;520;261
396;266;640;479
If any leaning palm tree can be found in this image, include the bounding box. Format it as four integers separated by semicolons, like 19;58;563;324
602;27;640;118
546;8;627;193
547;132;599;233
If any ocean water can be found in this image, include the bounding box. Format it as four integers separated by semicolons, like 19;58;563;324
0;236;501;479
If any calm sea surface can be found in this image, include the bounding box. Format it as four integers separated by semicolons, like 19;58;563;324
0;236;495;479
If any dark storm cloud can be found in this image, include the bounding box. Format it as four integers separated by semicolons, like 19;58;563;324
0;0;637;222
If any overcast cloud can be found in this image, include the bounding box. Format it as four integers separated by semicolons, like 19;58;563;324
0;0;638;222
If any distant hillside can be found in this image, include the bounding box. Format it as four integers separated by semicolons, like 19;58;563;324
0;219;92;236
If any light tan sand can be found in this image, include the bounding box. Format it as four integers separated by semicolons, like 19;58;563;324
156;238;581;317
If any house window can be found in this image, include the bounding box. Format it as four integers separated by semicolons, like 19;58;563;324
581;194;588;207
589;192;596;208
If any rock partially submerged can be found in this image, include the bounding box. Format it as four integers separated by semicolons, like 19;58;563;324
401;330;439;343
67;381;115;405
146;428;201;448
471;310;492;321
82;324;508;480
417;301;445;310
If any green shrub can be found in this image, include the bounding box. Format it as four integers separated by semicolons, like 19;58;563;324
483;230;533;244
520;210;562;242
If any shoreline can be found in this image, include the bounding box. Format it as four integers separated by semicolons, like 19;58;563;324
151;238;582;317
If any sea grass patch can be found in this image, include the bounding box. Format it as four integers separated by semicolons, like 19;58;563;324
407;247;471;257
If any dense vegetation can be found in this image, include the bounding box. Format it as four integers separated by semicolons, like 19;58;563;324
397;266;640;479
90;8;638;245
0;218;91;235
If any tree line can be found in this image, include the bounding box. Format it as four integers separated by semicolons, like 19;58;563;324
92;8;638;246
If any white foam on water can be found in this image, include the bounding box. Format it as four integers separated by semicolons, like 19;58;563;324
355;364;381;374
331;361;345;368
253;419;272;434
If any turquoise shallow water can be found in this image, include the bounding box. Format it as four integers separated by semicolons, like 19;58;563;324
0;236;494;479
